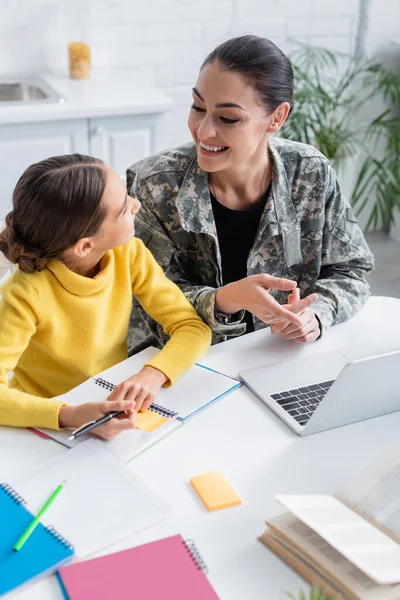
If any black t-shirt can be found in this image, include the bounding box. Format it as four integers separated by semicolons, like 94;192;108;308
211;183;271;334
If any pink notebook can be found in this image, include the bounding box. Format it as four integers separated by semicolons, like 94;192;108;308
57;534;219;600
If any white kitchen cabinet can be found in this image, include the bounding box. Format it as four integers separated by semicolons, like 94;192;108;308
88;113;168;178
0;113;169;221
0;119;88;221
0;76;173;222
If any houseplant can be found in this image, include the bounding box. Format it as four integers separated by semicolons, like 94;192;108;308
280;44;400;231
288;584;335;600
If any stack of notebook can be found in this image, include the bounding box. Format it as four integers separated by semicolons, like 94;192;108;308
2;440;172;595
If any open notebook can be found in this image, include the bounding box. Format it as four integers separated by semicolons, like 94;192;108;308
0;482;74;596
35;347;241;462
7;440;171;559
57;534;219;600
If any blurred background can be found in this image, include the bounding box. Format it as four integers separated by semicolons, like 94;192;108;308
0;0;399;293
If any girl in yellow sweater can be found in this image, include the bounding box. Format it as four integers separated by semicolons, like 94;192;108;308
0;154;211;439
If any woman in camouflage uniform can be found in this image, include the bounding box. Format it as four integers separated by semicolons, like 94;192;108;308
127;35;373;353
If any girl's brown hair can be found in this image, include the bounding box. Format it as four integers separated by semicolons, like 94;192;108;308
0;154;107;273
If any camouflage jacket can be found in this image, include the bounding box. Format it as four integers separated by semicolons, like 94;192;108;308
126;137;374;353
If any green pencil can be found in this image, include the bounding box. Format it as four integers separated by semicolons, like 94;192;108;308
13;480;66;552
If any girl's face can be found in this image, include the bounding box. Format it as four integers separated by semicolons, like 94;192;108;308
188;61;274;173
94;167;141;252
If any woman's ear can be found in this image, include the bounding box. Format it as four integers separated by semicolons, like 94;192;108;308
266;102;291;134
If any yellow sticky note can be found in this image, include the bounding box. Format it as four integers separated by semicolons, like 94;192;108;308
136;411;168;432
190;472;242;511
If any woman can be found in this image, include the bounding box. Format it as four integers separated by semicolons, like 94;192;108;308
127;35;373;353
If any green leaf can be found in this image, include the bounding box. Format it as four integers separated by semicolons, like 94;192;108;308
286;585;335;600
367;65;400;104
283;43;400;230
289;42;343;73
351;156;377;207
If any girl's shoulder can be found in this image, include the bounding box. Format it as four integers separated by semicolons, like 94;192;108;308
0;266;44;304
114;238;158;287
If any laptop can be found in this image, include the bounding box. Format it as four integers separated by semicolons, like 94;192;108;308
239;347;400;436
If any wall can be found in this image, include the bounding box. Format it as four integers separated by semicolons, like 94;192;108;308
2;0;399;233
1;0;359;147
363;0;400;239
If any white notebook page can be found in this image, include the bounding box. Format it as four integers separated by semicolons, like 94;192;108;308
37;348;181;459
8;440;171;558
36;347;239;459
100;348;241;420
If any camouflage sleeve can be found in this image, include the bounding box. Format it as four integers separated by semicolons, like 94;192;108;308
127;173;245;352
309;166;374;334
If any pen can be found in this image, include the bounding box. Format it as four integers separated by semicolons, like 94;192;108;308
13;480;66;551
68;410;124;440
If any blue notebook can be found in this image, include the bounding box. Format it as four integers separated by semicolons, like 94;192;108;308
0;482;74;597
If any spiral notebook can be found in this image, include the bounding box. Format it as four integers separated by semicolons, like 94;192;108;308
0;482;74;597
7;440;172;559
57;534;219;600
35;347;241;463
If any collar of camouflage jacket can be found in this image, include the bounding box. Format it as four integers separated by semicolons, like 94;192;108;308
175;138;302;268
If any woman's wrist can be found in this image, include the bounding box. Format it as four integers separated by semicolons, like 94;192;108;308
215;282;241;315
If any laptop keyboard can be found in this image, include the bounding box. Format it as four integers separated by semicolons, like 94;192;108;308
270;380;335;426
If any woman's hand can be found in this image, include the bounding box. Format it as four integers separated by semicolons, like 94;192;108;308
270;288;320;343
58;399;136;440
215;274;315;327
106;366;168;412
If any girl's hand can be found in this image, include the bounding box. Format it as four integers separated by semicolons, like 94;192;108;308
215;274;311;327
106;366;168;412
58;399;136;440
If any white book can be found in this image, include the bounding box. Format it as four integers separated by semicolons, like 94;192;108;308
36;347;241;463
275;494;400;585
7;440;172;558
259;445;400;599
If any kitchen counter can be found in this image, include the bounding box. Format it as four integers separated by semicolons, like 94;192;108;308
0;74;174;221
0;73;174;125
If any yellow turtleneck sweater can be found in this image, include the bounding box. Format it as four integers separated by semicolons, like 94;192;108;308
0;238;211;430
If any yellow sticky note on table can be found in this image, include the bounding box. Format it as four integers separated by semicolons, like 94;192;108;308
136;411;168;432
190;472;242;511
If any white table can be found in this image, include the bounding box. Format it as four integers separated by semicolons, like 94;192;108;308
3;296;400;600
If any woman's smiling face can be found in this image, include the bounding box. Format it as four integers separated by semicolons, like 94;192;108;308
188;61;272;172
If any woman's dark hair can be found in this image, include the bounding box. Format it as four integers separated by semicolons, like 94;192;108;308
0;154;107;273
202;35;294;114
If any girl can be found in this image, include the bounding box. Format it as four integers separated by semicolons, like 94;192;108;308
127;35;373;352
0;154;211;439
